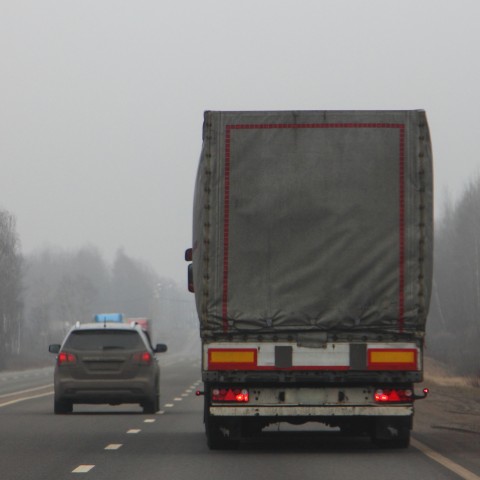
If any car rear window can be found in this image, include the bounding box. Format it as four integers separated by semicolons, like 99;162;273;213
64;330;145;351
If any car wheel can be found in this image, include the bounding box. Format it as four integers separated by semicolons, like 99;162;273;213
142;400;156;414
142;391;158;414
54;398;73;414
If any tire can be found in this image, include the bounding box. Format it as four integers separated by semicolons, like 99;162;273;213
205;415;239;450
373;433;410;449
371;417;411;448
241;418;263;437
143;382;159;414
54;398;73;414
143;397;157;414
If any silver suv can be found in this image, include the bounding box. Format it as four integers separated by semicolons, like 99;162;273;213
48;322;167;414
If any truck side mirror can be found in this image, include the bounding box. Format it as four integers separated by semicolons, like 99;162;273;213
188;263;194;292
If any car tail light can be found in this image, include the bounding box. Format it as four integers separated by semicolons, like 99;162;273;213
133;352;152;365
211;388;249;403
374;388;413;403
57;352;76;366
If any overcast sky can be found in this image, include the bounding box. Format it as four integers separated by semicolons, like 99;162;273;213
1;0;479;284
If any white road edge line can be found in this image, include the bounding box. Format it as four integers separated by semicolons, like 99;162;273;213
411;438;480;480
0;384;53;399
0;391;53;408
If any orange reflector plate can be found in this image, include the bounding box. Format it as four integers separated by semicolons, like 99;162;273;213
208;349;257;370
367;349;417;370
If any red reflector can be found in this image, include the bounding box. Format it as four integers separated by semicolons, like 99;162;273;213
367;349;418;370
374;388;413;403
211;388;249;403
57;352;76;365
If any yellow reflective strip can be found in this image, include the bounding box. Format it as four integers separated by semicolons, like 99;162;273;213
370;351;415;364
210;351;255;364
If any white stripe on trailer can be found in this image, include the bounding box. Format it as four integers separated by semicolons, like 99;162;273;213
205;341;420;369
204;342;350;368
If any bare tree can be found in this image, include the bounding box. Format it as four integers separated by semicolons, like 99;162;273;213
0;209;23;369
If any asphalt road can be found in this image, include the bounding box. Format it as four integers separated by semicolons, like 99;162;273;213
1;355;479;480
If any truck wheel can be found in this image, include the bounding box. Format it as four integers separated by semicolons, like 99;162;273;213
371;418;410;448
54;398;73;414
241;419;263;437
205;416;239;450
373;431;410;448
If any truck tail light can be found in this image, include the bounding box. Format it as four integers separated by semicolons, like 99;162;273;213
57;352;76;365
133;352;152;365
211;388;249;403
374;388;413;403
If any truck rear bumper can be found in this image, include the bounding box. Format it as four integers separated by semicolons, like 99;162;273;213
210;405;413;417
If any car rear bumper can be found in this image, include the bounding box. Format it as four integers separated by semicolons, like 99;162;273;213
55;377;156;404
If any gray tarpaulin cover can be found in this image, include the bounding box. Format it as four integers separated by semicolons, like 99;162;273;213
192;111;433;336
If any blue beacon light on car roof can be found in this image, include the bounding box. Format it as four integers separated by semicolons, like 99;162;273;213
93;313;124;323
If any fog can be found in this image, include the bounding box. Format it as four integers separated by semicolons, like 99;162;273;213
1;0;480;284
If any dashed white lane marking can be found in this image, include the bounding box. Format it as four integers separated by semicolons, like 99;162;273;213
157;410;165;415
105;444;122;450
181;393;188;397
164;403;174;408
174;397;183;401
127;429;141;434
144;419;156;423
185;389;192;393
412;438;480;480
72;465;95;473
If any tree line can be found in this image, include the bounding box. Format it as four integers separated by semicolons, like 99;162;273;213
428;176;480;376
0;209;23;369
0;209;196;370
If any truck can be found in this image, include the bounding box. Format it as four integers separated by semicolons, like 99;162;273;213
185;110;433;449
